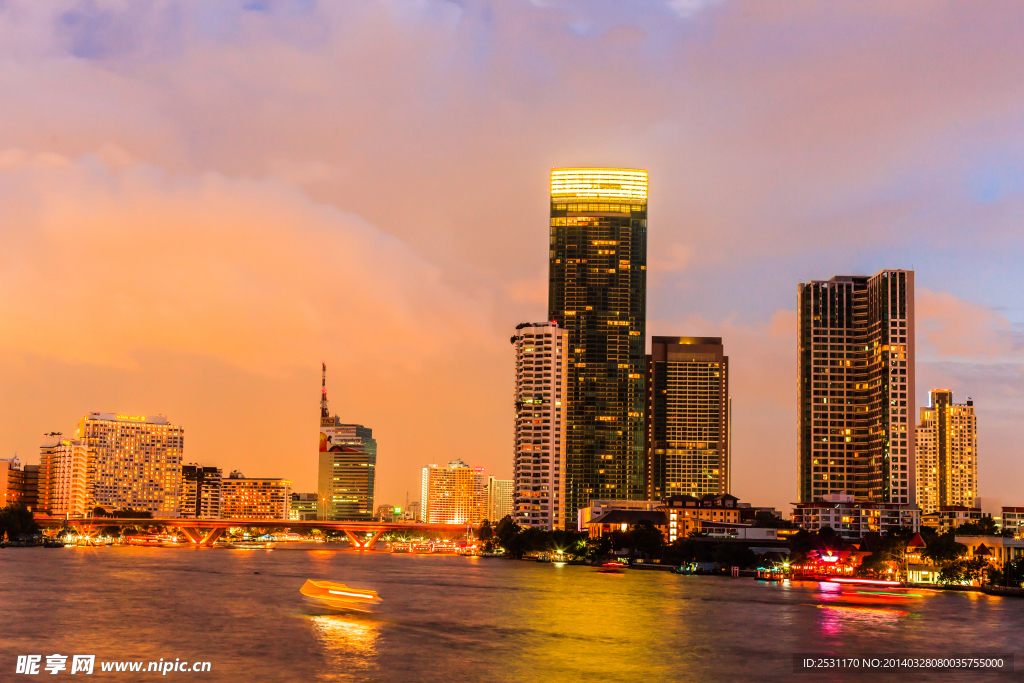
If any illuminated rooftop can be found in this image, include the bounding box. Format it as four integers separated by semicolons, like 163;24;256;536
550;168;648;203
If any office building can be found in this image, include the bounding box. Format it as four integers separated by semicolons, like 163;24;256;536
38;436;92;517
180;465;223;519
487;476;513;523
645;337;730;500
317;364;376;520
76;412;184;518
797;270;915;505
915;390;977;514
221;471;291;520
792;492;921;540
290;493;319;521
512;322;569;530
420;460;486;525
1;456;22;506
548;168;649;527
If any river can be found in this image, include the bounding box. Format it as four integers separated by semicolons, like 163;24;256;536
1;544;1020;681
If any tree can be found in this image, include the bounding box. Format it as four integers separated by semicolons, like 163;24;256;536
753;511;796;529
922;532;966;566
477;520;494;542
493;515;524;557
956;517;998;536
938;557;990;586
987;558;1024;588
629;521;665;560
0;503;41;542
714;543;757;569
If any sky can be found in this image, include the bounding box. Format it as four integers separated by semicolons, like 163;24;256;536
1;0;1023;516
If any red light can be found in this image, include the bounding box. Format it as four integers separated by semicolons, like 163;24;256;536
830;578;901;586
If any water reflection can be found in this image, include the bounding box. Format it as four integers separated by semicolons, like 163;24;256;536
309;614;380;679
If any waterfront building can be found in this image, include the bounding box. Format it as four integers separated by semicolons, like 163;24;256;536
921;505;983;534
1002;507;1024;538
915;390;977;514
5;461;40;511
956;536;1024;570
797;270;915;505
420;460;486;525
512;322;569;530
487;476;514;523
290;493;319;521
1;456;22;506
587;508;669;540
317;365;376;521
791;492;921;540
180;465;223;519
645;337;730;500
76;412;184;518
577;499;660;532
38;436;92;517
548;168;648;527
220;471;291;520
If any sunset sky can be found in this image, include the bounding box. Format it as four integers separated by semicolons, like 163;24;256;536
2;1;1023;515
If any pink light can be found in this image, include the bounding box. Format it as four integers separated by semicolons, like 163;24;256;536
830;578;901;586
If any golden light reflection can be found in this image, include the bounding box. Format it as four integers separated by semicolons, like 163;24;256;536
309;615;380;669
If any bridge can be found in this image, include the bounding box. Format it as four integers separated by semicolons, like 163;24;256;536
38;517;472;549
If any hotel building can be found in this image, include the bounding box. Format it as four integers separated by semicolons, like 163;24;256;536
548;168;648;527
76;412;184;518
487;476;513;523
180;464;223;519
420;460;486;525
512;322;568;530
317;365;376;521
797;270;915;505
792;492;921;540
915;390;977;514
645;337;730;500
38;436;92;518
220;471;291;520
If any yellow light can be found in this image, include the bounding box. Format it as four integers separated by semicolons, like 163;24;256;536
551;168;648;202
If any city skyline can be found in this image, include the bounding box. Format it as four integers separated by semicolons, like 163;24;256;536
3;3;1024;517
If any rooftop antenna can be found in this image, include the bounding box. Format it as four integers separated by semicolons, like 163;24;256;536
321;362;330;419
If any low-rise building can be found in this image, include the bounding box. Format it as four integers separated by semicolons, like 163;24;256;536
289;493;318;521
6;464;41;512
577;499;661;532
956;536;1024;570
586;509;669;540
221;471;291;520
921;505;982;534
1001;507;1024;538
792;493;921;540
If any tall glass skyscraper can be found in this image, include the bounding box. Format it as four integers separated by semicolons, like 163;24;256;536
548;168;648;527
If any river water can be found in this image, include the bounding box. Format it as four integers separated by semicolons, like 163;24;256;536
1;544;1020;682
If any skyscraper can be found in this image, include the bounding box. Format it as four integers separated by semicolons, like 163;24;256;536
798;270;915;505
76;412;184;518
317;364;376;521
180;464;223;519
38;435;92;517
548;168;648;527
487;476;514;523
420;460;486;524
915;390;977;514
512;322;569;530
645;337;730;500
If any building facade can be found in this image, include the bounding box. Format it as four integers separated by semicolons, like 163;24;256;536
921;505;983;534
290;493;319;521
915;390;977;514
0;456;18;506
645;337;729;500
180;465;223;519
798;270;915;505
548;168;648;528
420;460;486;525
512;322;568;530
5;462;40;511
38;436;92;517
487;476;514;523
76;412;184;518
1001;507;1023;537
220;471;291;520
316;364;376;521
791;493;921;539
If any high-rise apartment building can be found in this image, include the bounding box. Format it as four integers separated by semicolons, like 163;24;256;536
512;322;569;530
798;270;915;505
76;412;184;518
548;168;648;527
420;460;486;525
180;464;223;519
645;337;730;500
916;390;977;514
38;436;93;517
487;476;514;523
221;471;291;519
317;364;376;521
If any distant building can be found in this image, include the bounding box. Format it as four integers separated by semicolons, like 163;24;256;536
487;476;513;523
5;462;40;512
180;465;223;519
220;471;291;520
421;460;486;525
1002;507;1024;538
798;271;915;505
290;493;318;521
38;436;92;518
0;456;18;506
76;412;184;518
921;505;983;534
403;501;421;522
587;509;669;540
955;536;1024;572
915;390;977;514
577;499;661;532
645;337;730;500
317;364;376;521
792;492;921;540
512;322;568;531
